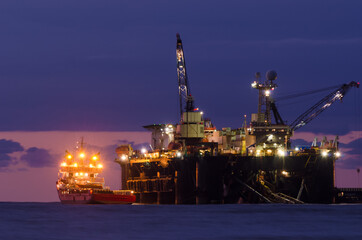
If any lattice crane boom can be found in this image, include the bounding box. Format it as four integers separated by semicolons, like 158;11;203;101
176;33;194;119
290;81;359;131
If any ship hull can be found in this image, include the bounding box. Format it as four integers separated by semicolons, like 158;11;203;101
58;190;93;204
92;193;136;204
58;190;136;204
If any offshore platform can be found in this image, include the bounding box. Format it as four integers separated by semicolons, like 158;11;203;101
115;34;360;204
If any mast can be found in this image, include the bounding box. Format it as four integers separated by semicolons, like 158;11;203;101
252;71;278;125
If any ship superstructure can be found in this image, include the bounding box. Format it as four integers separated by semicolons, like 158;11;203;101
115;34;359;204
57;139;104;192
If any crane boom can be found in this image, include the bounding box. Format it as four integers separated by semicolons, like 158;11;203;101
176;33;194;119
290;81;359;131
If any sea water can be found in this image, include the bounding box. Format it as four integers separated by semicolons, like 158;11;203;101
0;203;361;240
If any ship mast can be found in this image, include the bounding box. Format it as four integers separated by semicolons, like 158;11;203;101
252;71;278;125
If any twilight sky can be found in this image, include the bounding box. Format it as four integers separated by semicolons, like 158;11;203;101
0;1;361;201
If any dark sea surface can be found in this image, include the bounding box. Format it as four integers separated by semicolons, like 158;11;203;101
1;203;361;240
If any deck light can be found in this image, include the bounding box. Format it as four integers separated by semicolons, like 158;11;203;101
278;149;285;157
97;164;103;168
92;155;98;160
80;153;85;158
61;162;67;167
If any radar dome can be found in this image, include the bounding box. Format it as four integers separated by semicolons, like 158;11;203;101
266;70;277;81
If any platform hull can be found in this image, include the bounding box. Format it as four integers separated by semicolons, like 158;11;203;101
123;154;335;204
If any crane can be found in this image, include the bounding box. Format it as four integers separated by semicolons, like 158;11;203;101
176;33;194;120
175;34;205;140
289;81;359;131
248;73;359;150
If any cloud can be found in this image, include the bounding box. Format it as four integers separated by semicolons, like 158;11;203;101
337;138;362;170
87;144;118;163
0;139;24;169
114;139;150;150
0;154;11;168
339;131;362;145
293;131;362;145
0;139;24;154
20;147;56;168
85;140;150;163
336;156;361;170
339;138;362;155
290;139;311;148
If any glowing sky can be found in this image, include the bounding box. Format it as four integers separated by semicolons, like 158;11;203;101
0;1;361;201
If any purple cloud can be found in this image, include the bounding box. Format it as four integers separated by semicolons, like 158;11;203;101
85;140;150;163
0;154;11;168
0;139;24;154
114;140;150;151
338;138;362;170
0;139;24;169
20;147;56;168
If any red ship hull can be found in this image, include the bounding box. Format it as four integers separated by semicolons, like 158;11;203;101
92;192;136;204
58;190;136;204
